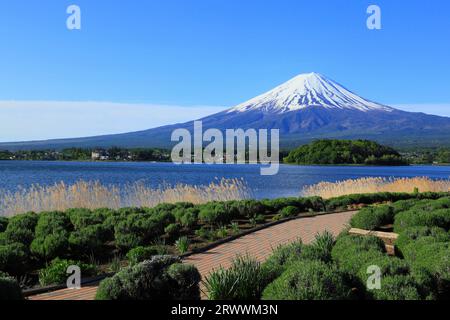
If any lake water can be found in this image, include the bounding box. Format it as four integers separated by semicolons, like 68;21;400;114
1;161;450;199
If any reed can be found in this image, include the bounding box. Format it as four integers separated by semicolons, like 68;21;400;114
0;178;250;217
301;177;450;199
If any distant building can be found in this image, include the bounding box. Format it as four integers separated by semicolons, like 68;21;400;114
91;150;109;161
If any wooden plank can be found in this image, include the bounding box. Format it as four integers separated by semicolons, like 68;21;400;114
348;228;399;246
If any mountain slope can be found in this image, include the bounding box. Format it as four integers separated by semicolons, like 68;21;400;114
2;72;450;150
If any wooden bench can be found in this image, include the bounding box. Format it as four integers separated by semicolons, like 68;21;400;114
348;228;399;255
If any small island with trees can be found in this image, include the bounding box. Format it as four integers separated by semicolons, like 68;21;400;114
284;139;408;166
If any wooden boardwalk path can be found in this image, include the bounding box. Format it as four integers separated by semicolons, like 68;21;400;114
28;211;356;301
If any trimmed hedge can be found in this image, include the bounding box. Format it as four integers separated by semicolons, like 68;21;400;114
262;260;353;300
95;256;201;300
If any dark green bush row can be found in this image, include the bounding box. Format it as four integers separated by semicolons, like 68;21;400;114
95;256;201;300
326;192;450;211
349;196;450;231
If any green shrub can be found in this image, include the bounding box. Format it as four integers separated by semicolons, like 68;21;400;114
0;243;28;275
198;202;236;227
216;226;228;239
350;205;394;230
391;199;420;214
278;206;299;218
194;226;215;240
152;203;177;214
231;200;266;219
394;208;450;233
0;217;8;233
331;234;385;275
126;245;169;265
67;208;107;229
173;207;199;228
401;240;450;298
31;232;69;262
301;231;335;263
114;211;174;250
262;198;303;213
166;263;202;300
261;260;352;300
95;256;200;300
69;224;108;255
356;256;411;285
254;214;266;224
300;196;326;212
261;240;304;283
175;236;190;254
30;212;71;261
204;255;268;300
38;258;98;286
3;212;38;245
164;223;182;239
0;272;23;300
369;275;421;300
395;226;449;255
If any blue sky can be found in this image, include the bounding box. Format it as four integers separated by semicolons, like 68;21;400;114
1;0;450;141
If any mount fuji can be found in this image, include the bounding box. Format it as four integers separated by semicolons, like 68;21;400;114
3;72;450;150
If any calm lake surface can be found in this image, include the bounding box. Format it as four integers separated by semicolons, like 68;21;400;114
1;161;450;199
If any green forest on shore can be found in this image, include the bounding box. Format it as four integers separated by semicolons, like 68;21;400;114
1;139;450;165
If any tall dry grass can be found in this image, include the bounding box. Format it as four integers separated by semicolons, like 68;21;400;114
301;177;450;199
0;178;250;217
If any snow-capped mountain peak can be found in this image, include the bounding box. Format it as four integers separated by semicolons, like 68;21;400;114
228;72;393;114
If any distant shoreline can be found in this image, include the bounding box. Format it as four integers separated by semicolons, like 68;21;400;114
2;158;450;167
